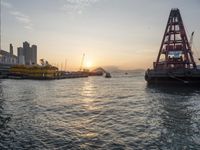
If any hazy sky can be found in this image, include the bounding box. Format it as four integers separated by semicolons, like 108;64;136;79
1;0;200;70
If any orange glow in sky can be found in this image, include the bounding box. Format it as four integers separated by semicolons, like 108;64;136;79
1;0;200;70
85;60;93;69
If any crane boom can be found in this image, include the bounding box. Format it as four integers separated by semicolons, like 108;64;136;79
79;53;85;71
190;32;194;50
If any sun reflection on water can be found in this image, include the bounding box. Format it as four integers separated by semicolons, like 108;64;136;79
81;79;100;111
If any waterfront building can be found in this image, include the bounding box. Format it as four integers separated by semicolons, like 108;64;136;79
31;45;37;65
0;44;18;64
17;47;25;65
23;41;31;65
18;41;38;65
10;44;13;55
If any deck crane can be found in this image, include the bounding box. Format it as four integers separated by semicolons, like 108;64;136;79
190;32;200;61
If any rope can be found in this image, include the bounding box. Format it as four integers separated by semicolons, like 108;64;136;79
168;73;189;84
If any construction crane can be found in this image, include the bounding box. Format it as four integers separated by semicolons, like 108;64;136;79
64;59;67;71
189;32;200;61
190;32;194;50
79;53;85;71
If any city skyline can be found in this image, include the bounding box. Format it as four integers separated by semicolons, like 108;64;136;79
1;0;200;70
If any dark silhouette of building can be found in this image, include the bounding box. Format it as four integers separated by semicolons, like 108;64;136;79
9;44;13;55
17;41;37;65
17;47;25;64
31;45;37;65
23;41;31;65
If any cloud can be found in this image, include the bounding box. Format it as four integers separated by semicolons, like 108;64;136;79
24;25;33;30
10;11;33;30
2;0;33;31
1;0;13;8
10;11;32;24
61;0;100;14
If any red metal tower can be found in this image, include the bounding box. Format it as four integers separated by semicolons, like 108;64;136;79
154;8;196;70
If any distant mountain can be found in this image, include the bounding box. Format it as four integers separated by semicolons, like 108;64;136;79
92;66;145;73
91;67;106;73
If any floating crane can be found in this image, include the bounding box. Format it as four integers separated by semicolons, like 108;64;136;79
145;8;200;85
154;8;196;70
189;32;200;61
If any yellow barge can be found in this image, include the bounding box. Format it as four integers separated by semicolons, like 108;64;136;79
9;65;60;80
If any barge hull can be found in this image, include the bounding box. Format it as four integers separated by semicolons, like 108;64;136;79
145;69;200;85
146;76;200;85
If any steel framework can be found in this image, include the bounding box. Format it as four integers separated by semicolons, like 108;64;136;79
154;8;196;70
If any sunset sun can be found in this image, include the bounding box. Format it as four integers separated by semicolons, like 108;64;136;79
85;60;93;69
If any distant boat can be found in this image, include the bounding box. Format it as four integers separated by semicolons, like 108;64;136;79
125;72;128;75
105;72;111;78
63;71;88;78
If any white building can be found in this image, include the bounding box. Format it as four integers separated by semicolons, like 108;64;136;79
0;50;18;64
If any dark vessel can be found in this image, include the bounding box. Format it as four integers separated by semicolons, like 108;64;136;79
105;72;111;78
145;8;200;85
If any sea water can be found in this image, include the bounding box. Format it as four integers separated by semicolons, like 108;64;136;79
0;71;200;149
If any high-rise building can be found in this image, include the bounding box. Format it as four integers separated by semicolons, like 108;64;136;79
31;45;37;65
21;41;37;65
9;44;13;55
17;47;25;65
23;41;31;65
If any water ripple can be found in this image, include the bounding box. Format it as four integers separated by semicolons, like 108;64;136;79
0;72;200;149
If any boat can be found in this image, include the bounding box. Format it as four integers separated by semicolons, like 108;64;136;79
62;71;88;78
145;8;200;85
105;72;111;78
9;65;59;80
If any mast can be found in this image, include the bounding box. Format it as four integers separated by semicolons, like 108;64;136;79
154;8;196;70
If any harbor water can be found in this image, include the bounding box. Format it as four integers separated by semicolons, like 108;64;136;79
0;70;200;149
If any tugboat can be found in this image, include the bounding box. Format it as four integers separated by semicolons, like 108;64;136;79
105;72;111;78
145;8;200;85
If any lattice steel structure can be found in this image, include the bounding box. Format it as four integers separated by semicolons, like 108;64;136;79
154;8;196;70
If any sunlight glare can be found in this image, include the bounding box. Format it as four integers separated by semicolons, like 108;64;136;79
85;60;92;68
